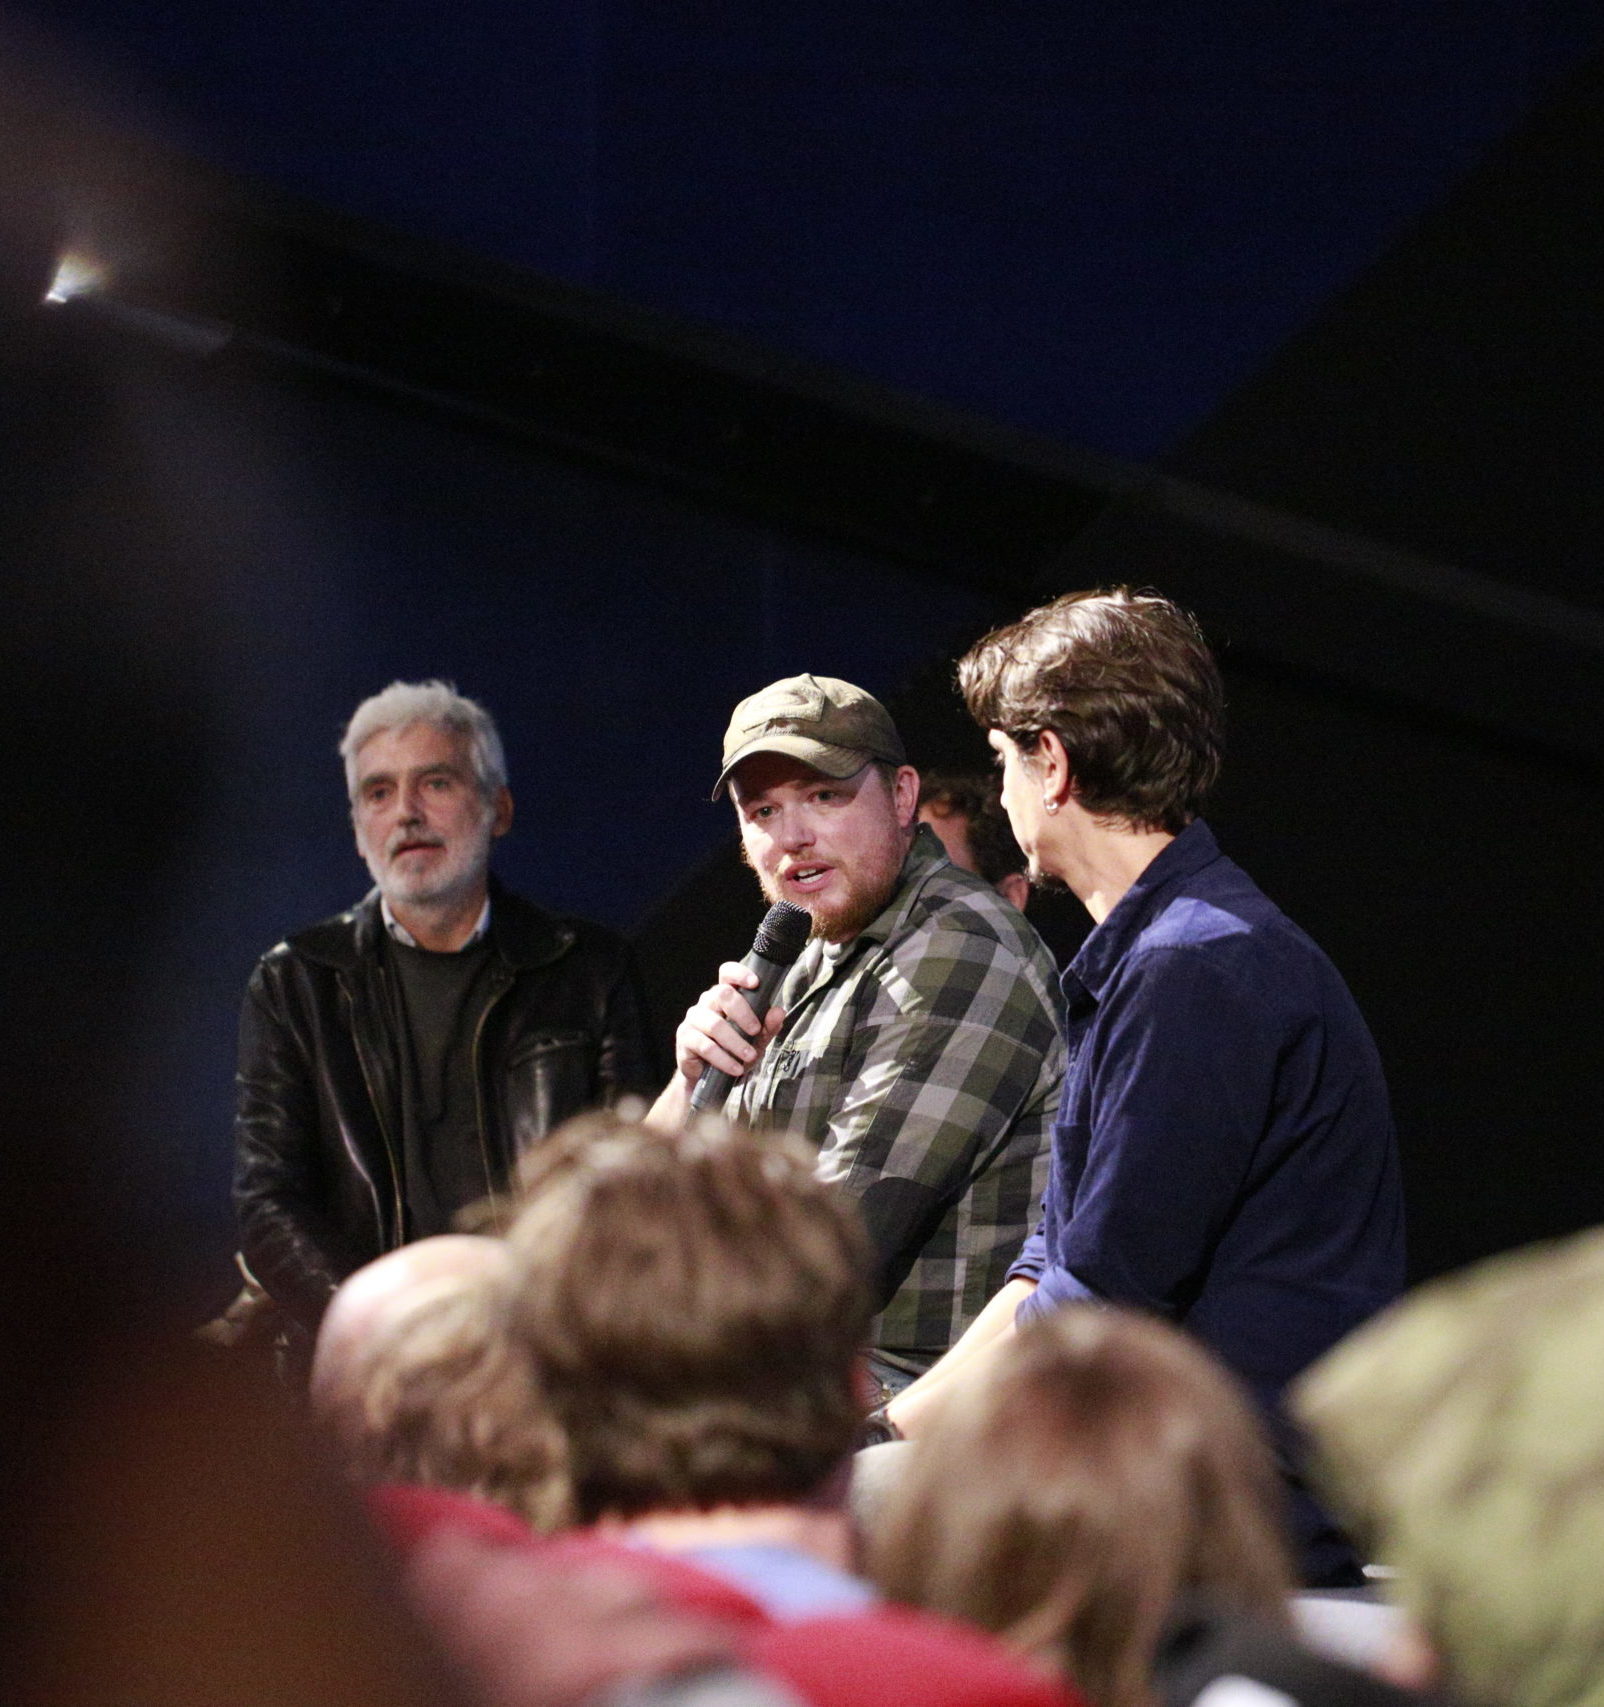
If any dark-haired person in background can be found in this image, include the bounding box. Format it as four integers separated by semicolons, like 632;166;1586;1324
889;591;1404;1586
917;772;1031;914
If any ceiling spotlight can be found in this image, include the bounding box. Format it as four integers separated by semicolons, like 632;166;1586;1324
44;252;107;305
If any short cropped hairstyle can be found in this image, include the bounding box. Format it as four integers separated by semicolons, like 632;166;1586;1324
918;771;1026;885
330;1268;570;1533
958;589;1224;834
871;1306;1292;1707
340;679;508;801
504;1113;874;1523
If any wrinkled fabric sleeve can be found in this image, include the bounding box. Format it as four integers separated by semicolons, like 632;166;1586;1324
1010;1164;1098;1319
1010;1220;1049;1283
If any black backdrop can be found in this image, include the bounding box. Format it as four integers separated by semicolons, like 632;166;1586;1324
5;32;1603;1316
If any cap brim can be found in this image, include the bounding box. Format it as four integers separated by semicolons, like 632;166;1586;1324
711;736;876;800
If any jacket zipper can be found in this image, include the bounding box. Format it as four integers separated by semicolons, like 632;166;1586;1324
345;977;407;1250
472;967;514;1206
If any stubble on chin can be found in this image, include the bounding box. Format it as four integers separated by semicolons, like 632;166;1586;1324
805;874;901;943
743;842;904;945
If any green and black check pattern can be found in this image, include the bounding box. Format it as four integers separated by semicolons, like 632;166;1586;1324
731;826;1064;1369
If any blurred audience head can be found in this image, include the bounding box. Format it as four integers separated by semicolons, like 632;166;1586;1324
312;1235;568;1532
505;1113;874;1523
871;1305;1293;1707
1295;1226;1604;1707
917;770;1031;911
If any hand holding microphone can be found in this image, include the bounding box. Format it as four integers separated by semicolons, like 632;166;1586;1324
685;901;812;1113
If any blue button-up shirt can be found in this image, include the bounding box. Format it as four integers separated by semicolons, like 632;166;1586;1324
1011;820;1405;1418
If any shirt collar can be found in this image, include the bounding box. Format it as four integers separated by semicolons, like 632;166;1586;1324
381;894;491;950
1064;819;1222;1003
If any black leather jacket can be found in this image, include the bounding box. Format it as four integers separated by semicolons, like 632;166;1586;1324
233;880;654;1329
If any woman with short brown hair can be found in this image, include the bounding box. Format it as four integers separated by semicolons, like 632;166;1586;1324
871;1304;1295;1707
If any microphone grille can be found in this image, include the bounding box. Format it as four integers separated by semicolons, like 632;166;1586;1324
753;901;813;964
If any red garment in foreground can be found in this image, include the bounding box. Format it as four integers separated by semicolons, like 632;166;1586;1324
367;1483;1083;1707
750;1608;1077;1707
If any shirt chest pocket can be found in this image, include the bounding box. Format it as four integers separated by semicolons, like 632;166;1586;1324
763;1042;812;1082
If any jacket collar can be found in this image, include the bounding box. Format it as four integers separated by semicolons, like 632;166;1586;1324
289;875;575;973
1064;819;1223;1005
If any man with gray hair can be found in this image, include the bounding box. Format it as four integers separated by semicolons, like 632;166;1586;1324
233;680;652;1346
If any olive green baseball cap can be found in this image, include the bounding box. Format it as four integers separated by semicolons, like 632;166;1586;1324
713;673;906;799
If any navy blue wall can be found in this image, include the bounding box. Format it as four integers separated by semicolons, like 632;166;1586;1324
94;342;1001;1280
8;6;1604;1297
13;3;1602;457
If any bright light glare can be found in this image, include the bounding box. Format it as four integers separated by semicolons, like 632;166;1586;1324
44;252;107;305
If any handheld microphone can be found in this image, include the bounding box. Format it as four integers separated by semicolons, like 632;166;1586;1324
688;900;813;1113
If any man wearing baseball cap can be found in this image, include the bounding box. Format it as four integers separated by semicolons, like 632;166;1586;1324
650;674;1063;1394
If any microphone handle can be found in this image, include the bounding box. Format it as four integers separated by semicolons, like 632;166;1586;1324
688;949;791;1114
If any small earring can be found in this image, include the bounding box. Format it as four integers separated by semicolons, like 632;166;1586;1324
1044;797;1058;815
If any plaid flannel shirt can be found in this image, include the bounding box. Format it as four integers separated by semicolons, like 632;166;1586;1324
730;826;1063;1370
